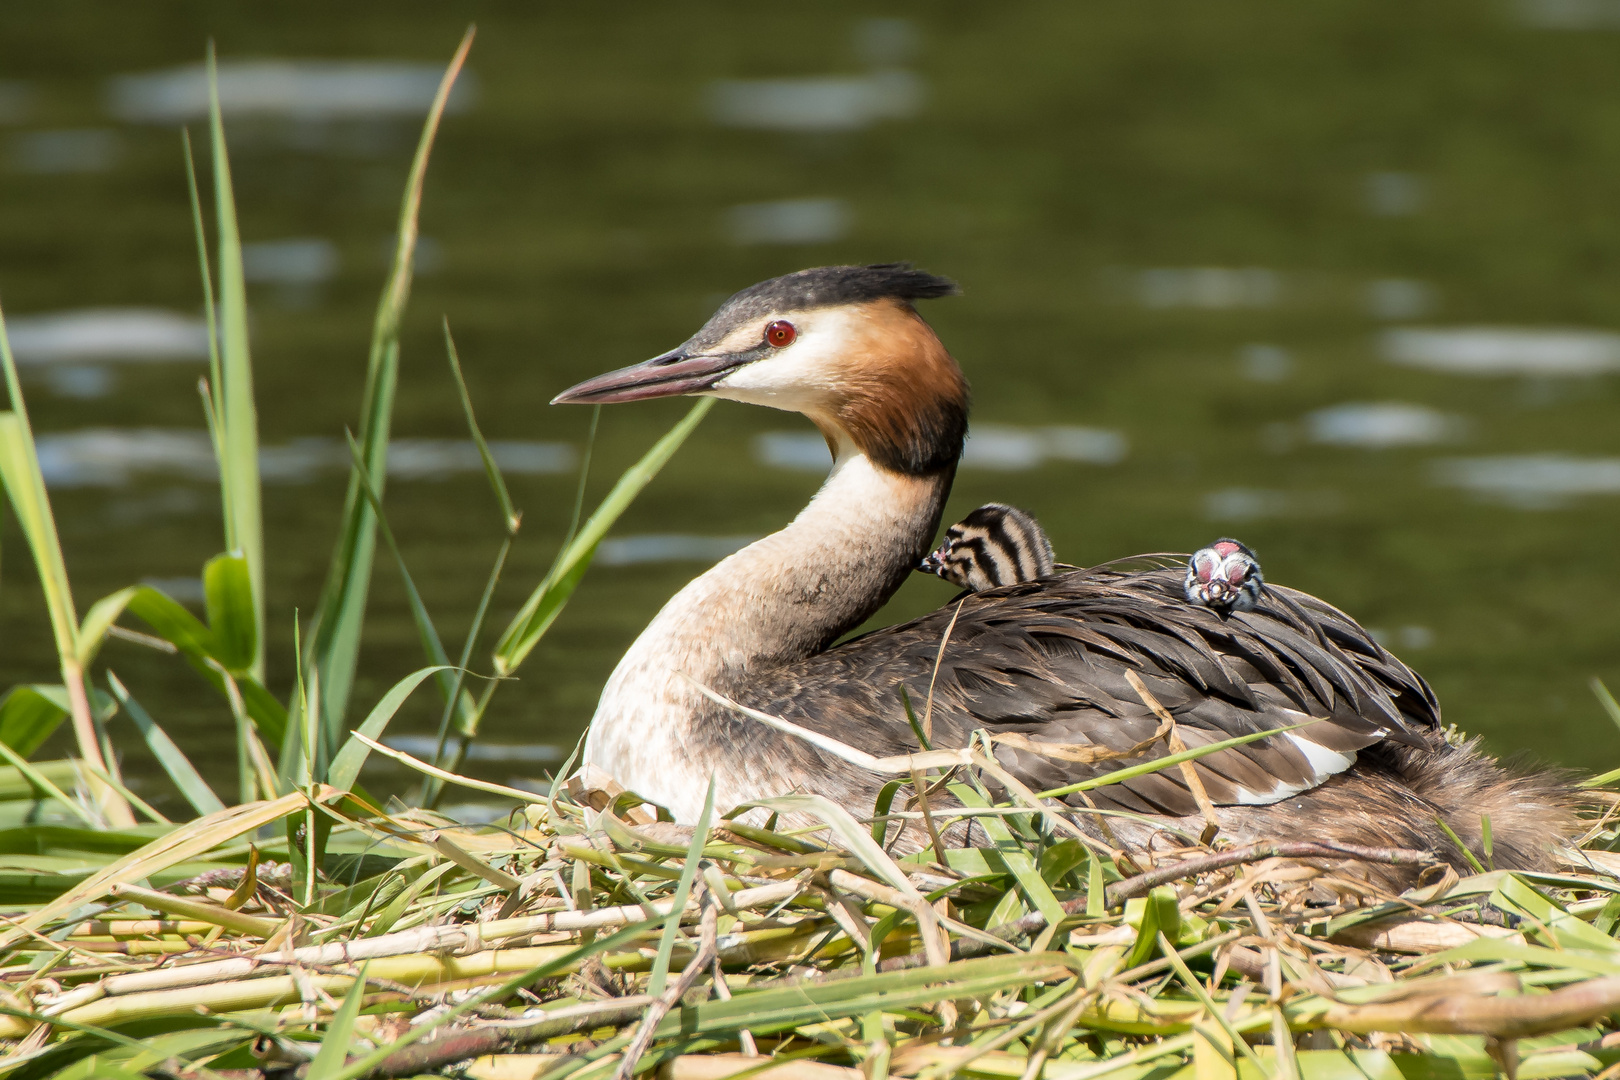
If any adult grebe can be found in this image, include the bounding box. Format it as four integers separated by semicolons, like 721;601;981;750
554;264;1577;877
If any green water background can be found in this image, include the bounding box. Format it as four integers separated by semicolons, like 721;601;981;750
1;2;1618;807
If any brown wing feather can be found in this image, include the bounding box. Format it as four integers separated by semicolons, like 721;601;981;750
722;565;1440;816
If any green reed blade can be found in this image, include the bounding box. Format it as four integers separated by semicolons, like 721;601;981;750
1035;718;1318;800
305;29;474;764
339;430;476;741
493;397;714;676
649;778;715;998
0;739;96;828
180;129;222;451
0;417;75;672
0;311;132;824
327;665;451;793
203;44;265;684
444;321;518;535
308;961;371;1080
105;670;226;818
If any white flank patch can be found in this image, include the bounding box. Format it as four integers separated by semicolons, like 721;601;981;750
1229;732;1358;806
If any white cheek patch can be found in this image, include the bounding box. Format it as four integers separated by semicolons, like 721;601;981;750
708;307;866;410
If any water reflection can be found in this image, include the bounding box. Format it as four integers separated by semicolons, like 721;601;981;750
1366;172;1425;216
1517;0;1620;27
33;429;574;488
1204;488;1341;522
1432;454;1620;509
754;424;1127;472
6;308;209;362
8;129;120;174
141;576;205;603
107;61;479;123
1366;279;1433;320
596;534;758;567
1135;268;1279;309
1239;344;1292;382
1306;402;1461;449
709;71;923;131
726;199;850;245
1368;626;1436;650
1383;327;1620;376
242;238;338;286
0;81;31;124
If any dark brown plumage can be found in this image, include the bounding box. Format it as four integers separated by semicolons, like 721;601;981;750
712;564;1575;883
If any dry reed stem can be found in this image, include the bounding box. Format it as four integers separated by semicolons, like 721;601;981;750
105;883;280;937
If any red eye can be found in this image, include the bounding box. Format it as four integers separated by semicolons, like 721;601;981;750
765;320;796;347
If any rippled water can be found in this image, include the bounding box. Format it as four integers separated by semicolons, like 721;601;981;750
2;4;1619;809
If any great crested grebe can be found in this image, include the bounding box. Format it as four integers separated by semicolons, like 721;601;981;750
919;503;1057;591
554;264;1577;878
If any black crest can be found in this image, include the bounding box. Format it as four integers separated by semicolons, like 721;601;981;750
707;264;958;328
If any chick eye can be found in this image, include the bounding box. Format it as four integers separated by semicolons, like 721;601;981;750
765;320;796;348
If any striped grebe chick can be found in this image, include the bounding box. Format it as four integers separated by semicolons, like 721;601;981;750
918;503;1055;591
553;263;1576;882
1186;539;1264;613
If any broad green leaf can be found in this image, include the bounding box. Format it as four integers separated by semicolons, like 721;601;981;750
1490;873;1619;953
124;584;288;747
0;684;70;757
304;35;470;771
205;46;266;682
204;551;256;671
493;396;714;675
77;585;137;667
1123;885;1181;969
106;671;226;818
327;665;451;792
126;584;222;659
1039;837;1088;887
0;684;116;760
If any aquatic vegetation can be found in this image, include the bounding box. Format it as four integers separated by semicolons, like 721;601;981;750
2;30;1620;1080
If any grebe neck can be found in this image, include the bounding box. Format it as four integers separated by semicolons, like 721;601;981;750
581;445;952;816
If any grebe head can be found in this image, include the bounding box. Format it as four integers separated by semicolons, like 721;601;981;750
920;503;1055;591
1185;539;1264;612
552;264;969;475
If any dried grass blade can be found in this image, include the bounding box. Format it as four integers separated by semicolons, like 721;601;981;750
106;883;279;937
349;732;544;804
689;679;973;773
